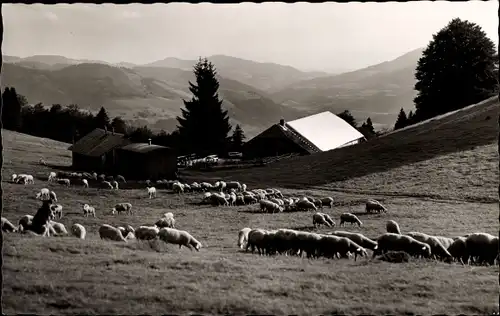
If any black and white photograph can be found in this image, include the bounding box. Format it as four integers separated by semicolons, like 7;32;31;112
1;1;499;314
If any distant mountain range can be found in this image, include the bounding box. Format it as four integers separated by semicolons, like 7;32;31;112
1;49;424;137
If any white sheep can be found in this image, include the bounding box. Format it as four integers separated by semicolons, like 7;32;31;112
295;199;317;212
172;182;184;194
237;227;252;249
111;180;119;190
71;223;86;239
366;199;387;213
48;172;57;182
210;193;229;206
320;197;334;208
49;220;68;236
99;224;127;242
50;204;63;219
82;179;89;188
226;181;242;192
1;217;18;232
339;213;362;227
313;212;333;228
57;178;70;186
102;181;113;189
158;227;202;251
331;231;378;251
155;217;176;229
112;202;133;215
386;220;401;234
259;199;283;213
36;188;51;201
228;193;237;206
11;174;18;182
241;183;247;192
214;181;227;192
82;204;96;217
135;226;160;240
405;232;453;262
373;233;432;259
147;186;157;199
18;214;34;231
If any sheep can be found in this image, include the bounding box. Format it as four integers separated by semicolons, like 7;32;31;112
155;217;175;229
71;223;86;239
200;182;213;191
11;174;18;182
465;233;499;265
366;199;387;213
116;175;126;183
1;217;18;232
295;199;317;212
25;175;35;184
373;233;432;259
228;193;237;206
237;227;252;249
172;182;184;194
312;199;323;209
18;214;34;231
260;200;283;213
36;188;51;201
48;172;57;182
147;186;157;199
386;220;401;234
102;181;114;189
99;224;127;242
241;184;247;192
158;227;202;251
82;179;89;188
214;181;227;193
434;236;454;249
313;212;333;228
246;229;268;255
49;221;68;236
226;181;242;192
111;180;119;190
15;174;29;185
447;237;469;264
135;226;160;240
331;231;378;251
50;204;63;220
210;193;229;206
82;204;96;217
320;197;334;208
57;178;70;186
112;202;133;215
334;237;369;261
339;213;362;227
406;232;453;262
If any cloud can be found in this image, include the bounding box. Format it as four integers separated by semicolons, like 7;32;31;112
44;11;59;22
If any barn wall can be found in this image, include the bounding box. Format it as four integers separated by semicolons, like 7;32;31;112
72;152;104;172
115;149;177;180
244;136;308;159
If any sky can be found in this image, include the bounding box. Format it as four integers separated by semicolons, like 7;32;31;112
2;2;498;73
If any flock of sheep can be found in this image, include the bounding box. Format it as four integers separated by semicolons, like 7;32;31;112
3;171;498;267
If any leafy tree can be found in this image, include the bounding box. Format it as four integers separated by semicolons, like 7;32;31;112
1;87;23;131
231;124;246;151
337;110;357;128
176;57;232;155
414;18;498;121
94;106;111;130
127;125;154;143
394;108;408;130
111;116;128;134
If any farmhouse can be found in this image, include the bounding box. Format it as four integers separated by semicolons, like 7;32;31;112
243;111;366;159
68;127;131;172
115;141;178;180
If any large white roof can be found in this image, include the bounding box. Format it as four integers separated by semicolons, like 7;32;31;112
286;111;365;152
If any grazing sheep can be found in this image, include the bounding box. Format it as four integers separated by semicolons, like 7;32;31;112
320;197;334;208
18;215;34;231
49;221;68;236
465;233;499;265
313;212;332;228
1;217;18;232
246;229;268;255
99;224;127;242
226;181;242;192
36;188;51;201
82;204;96;217
447;237;469;264
50;204;63;219
112;203;133;215
386;220;401;234
116;175;126;183
147;186;157;199
405;232;453;262
135;226;160;240
102;181;114;189
366;199;387;213
379;251;411;263
318;235;368;261
260;199;283;213
49;190;57;202
158;227;202;251
373;233;432;259
57;178;70;186
210;193;229;206
237;227;252;249
339;213;363;227
111;180;119;190
71;223;86;239
25;175;35;184
295;199;317;212
48;172;57;182
155;217;175;229
434;236;454;249
82;179;89;188
172;182;184;194
331;231;378;251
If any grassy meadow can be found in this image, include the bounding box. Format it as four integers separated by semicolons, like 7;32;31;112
1;99;499;316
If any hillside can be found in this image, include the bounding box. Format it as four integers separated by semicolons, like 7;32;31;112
192;96;499;202
1;61;304;137
270;48;426;127
144;54;331;92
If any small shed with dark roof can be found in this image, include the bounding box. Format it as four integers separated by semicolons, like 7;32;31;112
67;128;131;172
115;141;177;180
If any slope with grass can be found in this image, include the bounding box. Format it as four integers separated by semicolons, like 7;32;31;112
1;127;498;315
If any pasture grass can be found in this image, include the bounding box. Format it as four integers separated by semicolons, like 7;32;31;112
1;127;499;315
